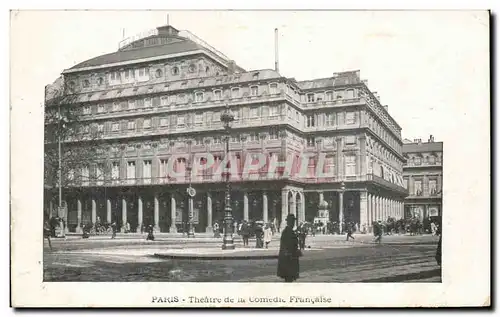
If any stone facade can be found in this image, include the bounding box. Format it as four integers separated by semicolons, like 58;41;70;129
44;24;407;233
402;137;443;221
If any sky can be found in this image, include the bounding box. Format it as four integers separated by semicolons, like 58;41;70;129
11;10;488;140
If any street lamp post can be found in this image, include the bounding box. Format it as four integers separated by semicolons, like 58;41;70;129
186;158;195;238
339;181;345;234
220;104;235;250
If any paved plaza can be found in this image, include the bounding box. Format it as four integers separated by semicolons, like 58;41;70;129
43;234;441;283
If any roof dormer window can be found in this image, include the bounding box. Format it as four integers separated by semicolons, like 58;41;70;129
172;66;179;75
82;80;90;88
155;69;163;78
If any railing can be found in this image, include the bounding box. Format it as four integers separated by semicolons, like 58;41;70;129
66;172;411;189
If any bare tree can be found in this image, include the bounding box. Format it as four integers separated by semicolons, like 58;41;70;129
44;77;106;195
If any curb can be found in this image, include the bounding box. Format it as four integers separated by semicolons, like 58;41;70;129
152;253;279;260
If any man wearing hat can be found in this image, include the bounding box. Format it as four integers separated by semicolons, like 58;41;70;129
277;214;302;282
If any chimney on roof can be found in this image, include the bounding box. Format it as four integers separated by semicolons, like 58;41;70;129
383;105;388;111
428;135;434;143
227;60;236;74
157;25;179;36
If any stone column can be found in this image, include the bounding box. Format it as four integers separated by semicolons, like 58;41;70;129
154;194;160;232
76;199;82;233
243;192;249;221
281;188;289;230
137;196;143;232
106;198;112;223
367;193;372;231
376;196;381;221
360;191;368;230
300;192;306;224
91;198;97;224
170;194;177;233
290;193;297;216
49;200;54;219
262;191;268;223
121;197;127;233
339;191;344;233
206;192;213;233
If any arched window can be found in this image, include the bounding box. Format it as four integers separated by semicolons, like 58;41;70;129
155;69;163;78
82;79;90;88
171;66;179;75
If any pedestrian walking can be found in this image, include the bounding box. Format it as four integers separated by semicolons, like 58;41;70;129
277;214;301;283
264;223;273;249
213;222;221;238
373;221;383;244
346;222;355;241
241;221;250;246
297;223;307;250
146;224;155;241
255;223;264;248
435;234;442;266
44;221;52;250
110;221;117;239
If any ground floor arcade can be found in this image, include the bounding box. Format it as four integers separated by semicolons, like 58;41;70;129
45;181;407;234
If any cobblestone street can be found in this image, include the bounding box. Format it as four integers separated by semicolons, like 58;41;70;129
44;234;441;282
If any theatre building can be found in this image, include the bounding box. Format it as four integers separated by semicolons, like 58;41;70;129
402;136;443;222
44;24;408;233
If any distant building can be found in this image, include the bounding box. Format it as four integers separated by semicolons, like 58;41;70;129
402;135;443;222
44;24;407;234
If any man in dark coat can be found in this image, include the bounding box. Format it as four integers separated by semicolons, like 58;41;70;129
277;214;301;282
146;224;155;241
240;221;250;246
346;222;355;241
435;231;442;266
110;221;117;239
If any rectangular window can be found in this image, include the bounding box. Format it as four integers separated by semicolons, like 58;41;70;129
83;106;91;115
81;166;90;185
97;104;105;113
177;116;185;126
249;133;259;142
326;91;333;101
128;120;135;130
112;102;120;112
213;136;221;144
143;119;151;129
97;124;104;133
307;94;315;102
269;129;279;140
346;89;355;99
270;106;279;116
213;90;222;100
403;177;409;189
307;137;315;147
345;156;356;176
195;137;203;145
160;117;168;127
195;113;203;126
161;96;169;106
429;180;437;195
144;98;152;107
250;107;259;118
127;161;136;179
143;160;152;180
325;113;335;126
307;115;315;127
111;162;120;179
112;123;119;131
346;112;356;124
213;112;220;122
159;159;168;178
128;100;135;110
269;83;278;95
250;86;258;96
231;88;240;98
414;180;422;196
195;92;204;103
